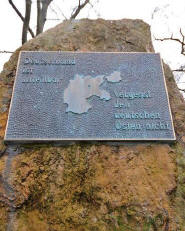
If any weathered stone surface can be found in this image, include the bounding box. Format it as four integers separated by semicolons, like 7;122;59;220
0;19;185;231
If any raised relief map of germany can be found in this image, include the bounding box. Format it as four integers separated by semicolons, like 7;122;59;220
64;71;121;114
4;52;176;142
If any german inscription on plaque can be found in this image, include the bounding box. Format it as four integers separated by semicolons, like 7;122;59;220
4;51;176;142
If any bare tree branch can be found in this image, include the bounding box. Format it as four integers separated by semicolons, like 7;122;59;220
37;0;41;34
88;0;100;18
0;51;13;54
155;28;185;55
179;88;185;93
37;0;53;35
49;3;58;17
8;0;35;38
48;3;66;20
155;29;185;94
22;0;32;44
49;1;68;20
47;18;61;21
70;0;90;19
180;28;185;44
173;69;185;72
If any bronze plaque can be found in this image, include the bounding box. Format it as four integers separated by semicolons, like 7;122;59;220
4;51;176;142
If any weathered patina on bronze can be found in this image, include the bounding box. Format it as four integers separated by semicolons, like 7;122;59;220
4;51;176;142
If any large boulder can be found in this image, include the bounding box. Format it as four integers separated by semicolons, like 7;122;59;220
0;19;185;231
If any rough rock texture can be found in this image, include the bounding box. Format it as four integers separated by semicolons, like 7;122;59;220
0;19;185;231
